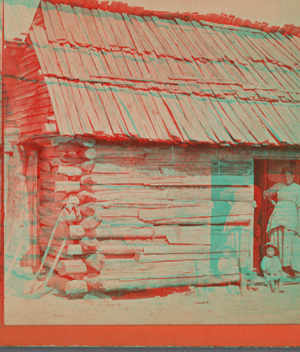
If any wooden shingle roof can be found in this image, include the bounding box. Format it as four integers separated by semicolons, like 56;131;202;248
5;0;300;145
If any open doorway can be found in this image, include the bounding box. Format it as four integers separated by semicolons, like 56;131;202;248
253;159;300;274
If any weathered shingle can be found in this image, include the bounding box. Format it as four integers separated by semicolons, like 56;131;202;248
5;0;300;146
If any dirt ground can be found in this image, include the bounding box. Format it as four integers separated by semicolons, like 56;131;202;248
4;271;300;325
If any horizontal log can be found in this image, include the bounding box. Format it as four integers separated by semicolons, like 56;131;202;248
168;186;253;202
40;190;67;203
81;174;252;186
47;273;70;292
55;165;82;176
85;274;239;292
96;244;222;256
47;273;88;294
61;148;97;160
98;245;144;255
78;189;168;205
150;215;252;226
40;172;69;183
99;258;210;278
95;207;138;219
39;238;82;256
57;141;85;152
219;161;252;175
86;254;105;271
81;161;95;172
98;238;168;246
51;136;74;146
135;252;244;262
139;202;253;222
65;281;88;295
57;260;87;276
82;224;250;241
82;226;156;240
92;163;162;176
80;238;101;251
54;181;81;193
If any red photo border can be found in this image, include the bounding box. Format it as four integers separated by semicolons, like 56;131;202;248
0;325;300;347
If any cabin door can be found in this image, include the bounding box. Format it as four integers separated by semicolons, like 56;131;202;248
253;159;300;274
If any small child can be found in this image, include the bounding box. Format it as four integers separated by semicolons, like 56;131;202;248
261;243;283;293
218;245;241;294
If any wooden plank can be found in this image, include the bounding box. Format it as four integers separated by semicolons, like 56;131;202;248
160;93;196;142
136;251;243;262
168;186;253;202
128;15;154;54
207;98;245;143
144;16;174;57
149;214;252;226
122;13;144;54
40;1;57;43
139;201;252;222
87;10;109;51
54;181;80;193
84;224;251;240
113;12;135;50
176;94;213;143
144;17;176;57
46;1;68;43
97;9;117;47
85;82;114;137
31;25;58;76
96;259;211;280
81;174;252;186
72;81;100;134
140;91;170;141
150;91;184;142
58;78;83;135
56;165;82;176
217;99;258;145
56;4;76;46
109;87;142;138
101;85;131;137
254;101;293;144
95;207;138;219
58;4;85;46
81;8;105;49
78;189;168;205
191;96;232;144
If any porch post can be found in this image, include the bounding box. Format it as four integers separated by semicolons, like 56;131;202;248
25;150;40;273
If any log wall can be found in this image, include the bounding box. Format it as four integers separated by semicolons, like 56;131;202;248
34;137;257;294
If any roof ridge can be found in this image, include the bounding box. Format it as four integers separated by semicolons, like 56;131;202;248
41;0;300;37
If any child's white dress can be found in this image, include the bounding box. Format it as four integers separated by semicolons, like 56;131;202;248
261;255;282;282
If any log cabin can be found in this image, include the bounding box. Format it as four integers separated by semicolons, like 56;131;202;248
3;0;300;296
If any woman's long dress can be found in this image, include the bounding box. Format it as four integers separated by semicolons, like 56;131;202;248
267;182;300;270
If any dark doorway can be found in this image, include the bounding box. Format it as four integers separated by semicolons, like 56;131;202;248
253;159;300;274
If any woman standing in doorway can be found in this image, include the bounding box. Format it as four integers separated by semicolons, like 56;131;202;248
263;164;300;276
